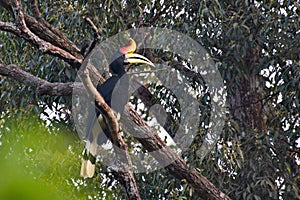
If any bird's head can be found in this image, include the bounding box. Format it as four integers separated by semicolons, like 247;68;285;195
110;38;154;75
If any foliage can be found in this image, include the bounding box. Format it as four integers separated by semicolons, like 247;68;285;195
0;112;120;199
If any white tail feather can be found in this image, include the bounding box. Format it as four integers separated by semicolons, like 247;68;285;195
80;159;95;178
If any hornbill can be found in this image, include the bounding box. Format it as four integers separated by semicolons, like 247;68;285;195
81;38;154;178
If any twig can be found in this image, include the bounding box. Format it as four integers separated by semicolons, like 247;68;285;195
127;67;171;75
83;16;99;36
83;16;101;57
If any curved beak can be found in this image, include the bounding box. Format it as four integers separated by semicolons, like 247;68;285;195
125;53;155;67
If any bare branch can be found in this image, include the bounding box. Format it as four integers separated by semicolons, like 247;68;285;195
0;17;82;68
0;0;83;67
7;0;83;66
0;20;22;35
10;0;39;42
0;63;45;88
121;106;229;200
29;0;81;56
38;82;83;96
24;13;83;61
0;64;84;96
83;16;101;57
83;17;99;37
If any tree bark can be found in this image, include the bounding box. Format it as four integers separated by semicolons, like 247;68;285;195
0;64;84;96
121;106;229;200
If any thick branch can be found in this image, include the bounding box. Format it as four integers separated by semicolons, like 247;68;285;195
121;106;229;200
38;82;83;96
28;0;82;58
0;63;45;88
0;64;83;96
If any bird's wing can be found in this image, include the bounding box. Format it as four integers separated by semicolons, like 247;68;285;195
96;76;120;106
85;102;111;154
81;103;110;178
98;75;129;114
81;75;129;178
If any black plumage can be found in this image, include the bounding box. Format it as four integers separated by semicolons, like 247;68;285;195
80;39;154;178
85;53;129;144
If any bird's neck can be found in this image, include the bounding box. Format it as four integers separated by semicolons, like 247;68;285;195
111;70;126;77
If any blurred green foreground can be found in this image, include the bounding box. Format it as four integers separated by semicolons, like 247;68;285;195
0;113;88;200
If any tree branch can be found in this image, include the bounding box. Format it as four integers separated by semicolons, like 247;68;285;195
0;20;22;35
83;16;101;57
0;64;83;96
121;106;229;200
29;0;82;57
